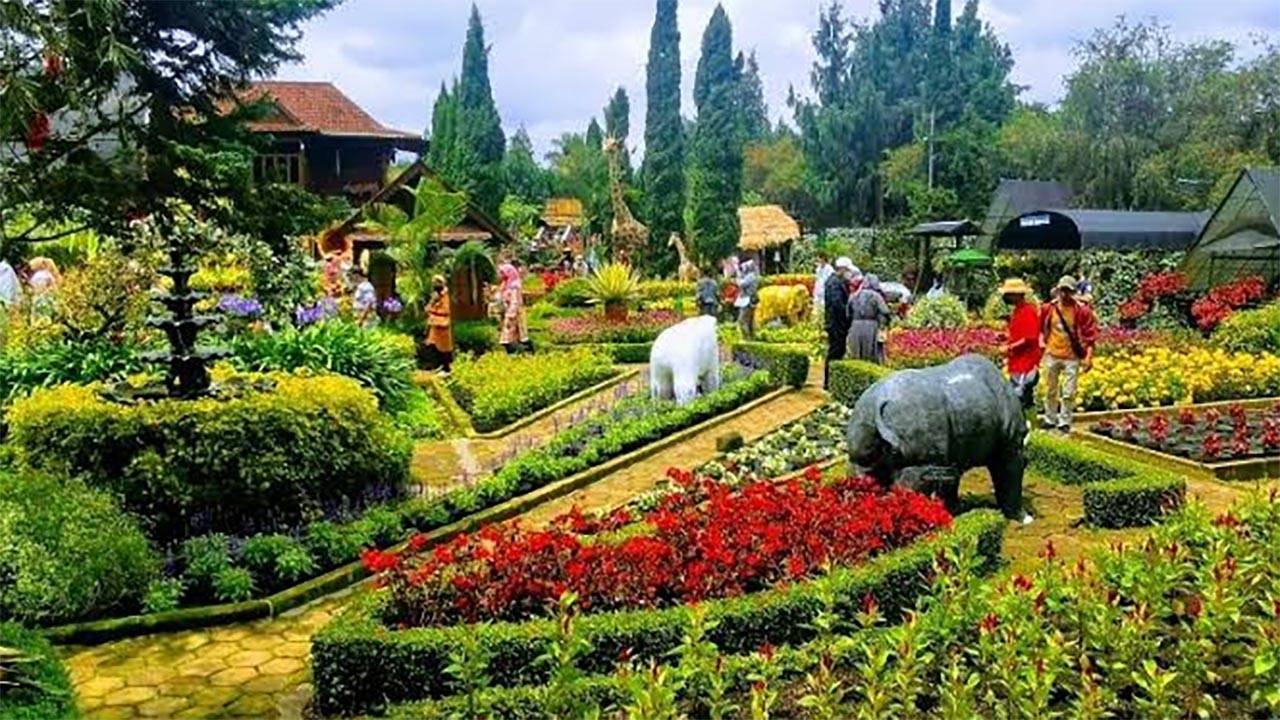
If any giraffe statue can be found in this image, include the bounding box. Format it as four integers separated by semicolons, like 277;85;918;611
602;136;649;263
668;233;697;282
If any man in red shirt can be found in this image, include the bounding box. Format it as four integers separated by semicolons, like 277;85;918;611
999;278;1042;421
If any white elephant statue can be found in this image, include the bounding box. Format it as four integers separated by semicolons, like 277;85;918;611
650;316;720;406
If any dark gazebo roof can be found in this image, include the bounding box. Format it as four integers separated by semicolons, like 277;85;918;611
997;209;1209;251
909;219;981;237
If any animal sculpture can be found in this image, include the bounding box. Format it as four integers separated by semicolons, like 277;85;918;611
756;284;811;326
669;233;697;283
603;136;649;260
650;316;720;406
846;354;1031;522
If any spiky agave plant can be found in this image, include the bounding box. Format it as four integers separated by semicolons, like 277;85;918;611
586;262;640;319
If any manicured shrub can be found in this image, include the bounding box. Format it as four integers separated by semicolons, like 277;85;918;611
547;310;681;345
902;294;968;329
1027;432;1185;528
827;360;892;406
546;277;593;307
0;472;160;625
0;621;78;720
229;321;416;412
394;387;447;440
212;566;256;603
637;280;695;301
448;347;617;432
142;578;184;614
592;342;653;364
312;510;1004;714
1212;302;1280;354
453;320;499;354
8;374;411;542
732;342;810;388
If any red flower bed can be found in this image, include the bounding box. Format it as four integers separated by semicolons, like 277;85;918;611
887;327;1002;369
547;309;681;344
1092;401;1280;462
540;272;570;292
366;471;951;628
1191;276;1266;330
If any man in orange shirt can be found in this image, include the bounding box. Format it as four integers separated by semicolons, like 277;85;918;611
1039;276;1098;432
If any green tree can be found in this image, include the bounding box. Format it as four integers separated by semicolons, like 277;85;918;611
360;178;466;311
427;80;459;180
502;127;551;203
641;0;685;273
950;0;1016;126
603;87;633;179
685;5;743;263
452;4;506;218
547;126;610;236
0;0;338;248
743;131;807;211
739;50;770;142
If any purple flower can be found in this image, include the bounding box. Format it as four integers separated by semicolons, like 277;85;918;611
295;297;339;326
218;294;263;319
381;297;404;315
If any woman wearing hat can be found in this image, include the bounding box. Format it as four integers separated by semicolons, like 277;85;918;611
998;278;1042;418
425;275;454;373
1039;275;1098;432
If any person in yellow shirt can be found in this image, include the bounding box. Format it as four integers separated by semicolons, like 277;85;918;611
1039;276;1099;431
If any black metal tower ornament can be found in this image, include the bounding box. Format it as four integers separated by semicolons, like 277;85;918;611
144;242;231;398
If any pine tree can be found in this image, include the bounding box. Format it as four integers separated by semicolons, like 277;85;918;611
454;4;506;218
428;81;458;179
603;87;633;178
503;127;551;202
641;0;684;274
928;0;954;124
739;50;770;142
685;5;743;263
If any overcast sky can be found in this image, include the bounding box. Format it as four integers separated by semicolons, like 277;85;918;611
279;0;1279;158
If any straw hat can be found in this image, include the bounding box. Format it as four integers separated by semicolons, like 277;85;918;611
1056;275;1078;292
997;277;1032;296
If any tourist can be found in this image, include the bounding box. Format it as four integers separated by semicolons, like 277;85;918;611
497;259;527;354
813;252;834;321
27;257;60;318
695;265;719;318
999;278;1042;421
323;251;345;297
722;254;740;279
1040;275;1098;432
822;257;857;388
847;273;892;364
926;277;946;300
424;274;453;373
352;267;377;328
0;259;22;308
735;259;760;340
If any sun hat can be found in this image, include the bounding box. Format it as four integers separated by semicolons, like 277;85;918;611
998;277;1032;296
834;257;854;271
1056;275;1078;292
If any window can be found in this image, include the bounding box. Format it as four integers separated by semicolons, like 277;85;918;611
254;153;303;184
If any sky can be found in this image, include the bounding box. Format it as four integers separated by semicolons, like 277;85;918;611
279;0;1279;158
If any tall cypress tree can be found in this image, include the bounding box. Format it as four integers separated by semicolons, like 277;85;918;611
686;5;743;263
454;4;506;217
928;0;954;125
427;81;458;178
642;0;684;273
739;50;769;142
603;87;633;178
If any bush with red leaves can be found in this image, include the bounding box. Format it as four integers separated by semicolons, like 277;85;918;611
367;473;951;628
1191;276;1266;330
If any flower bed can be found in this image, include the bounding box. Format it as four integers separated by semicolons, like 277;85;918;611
1077;346;1280;411
369;474;950;628
886;327;1001;369
1092;403;1280;463
1191;275;1267;330
547;310;681;344
312;509;1006;714
447;347;618;432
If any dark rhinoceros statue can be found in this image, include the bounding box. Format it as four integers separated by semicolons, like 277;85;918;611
846;354;1031;522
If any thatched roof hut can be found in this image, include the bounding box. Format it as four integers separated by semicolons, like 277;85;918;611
738;205;800;251
542;197;585;230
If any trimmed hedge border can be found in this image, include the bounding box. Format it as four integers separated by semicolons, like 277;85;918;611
415;371;475;437
1027;432;1186;529
313;510;1006;716
1073;396;1280;423
468;368;639;440
0;621;77;719
828;359;892;405
733;342;811;388
43;386;790;646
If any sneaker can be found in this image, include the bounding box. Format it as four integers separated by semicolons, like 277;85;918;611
1021;513;1034;525
1056;424;1071;434
1038;417;1056;430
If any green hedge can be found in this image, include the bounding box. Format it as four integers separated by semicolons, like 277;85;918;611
453;320;499;355
1026;432;1186;528
828;359;892;405
0;622;78;719
447;348;617;432
732;342;811;388
312;510;1005;715
7;374;412;543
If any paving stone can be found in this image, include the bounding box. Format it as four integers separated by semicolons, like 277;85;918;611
178;657;230;677
271;641;310;659
225;692;277;717
225;649;275;668
258;657;305;676
209;666;260;687
137;696;193;717
194;643;239;661
243;672;296;693
236;634;285;652
124;664;179;686
88;706;140;720
101;686;159;707
187;685;241;710
79;675;126;698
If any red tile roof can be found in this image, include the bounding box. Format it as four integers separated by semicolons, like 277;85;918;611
232;81;420;139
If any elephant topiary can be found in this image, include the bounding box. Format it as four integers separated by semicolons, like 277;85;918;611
846;354;1031;522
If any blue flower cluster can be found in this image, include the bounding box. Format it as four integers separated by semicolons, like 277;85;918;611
295;297;339;326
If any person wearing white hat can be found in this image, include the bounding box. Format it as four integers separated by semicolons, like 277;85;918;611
822;258;857;389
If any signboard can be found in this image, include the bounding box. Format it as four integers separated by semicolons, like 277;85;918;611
1020;214;1051;228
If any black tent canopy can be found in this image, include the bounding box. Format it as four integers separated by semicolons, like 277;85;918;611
997;209;1209;251
909;219;981;237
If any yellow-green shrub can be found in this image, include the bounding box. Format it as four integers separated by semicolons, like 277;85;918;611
7;374;411;542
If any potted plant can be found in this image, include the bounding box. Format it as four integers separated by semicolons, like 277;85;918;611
587;262;640;321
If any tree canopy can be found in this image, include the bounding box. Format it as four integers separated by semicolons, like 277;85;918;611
685;4;743;263
641;0;685;273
